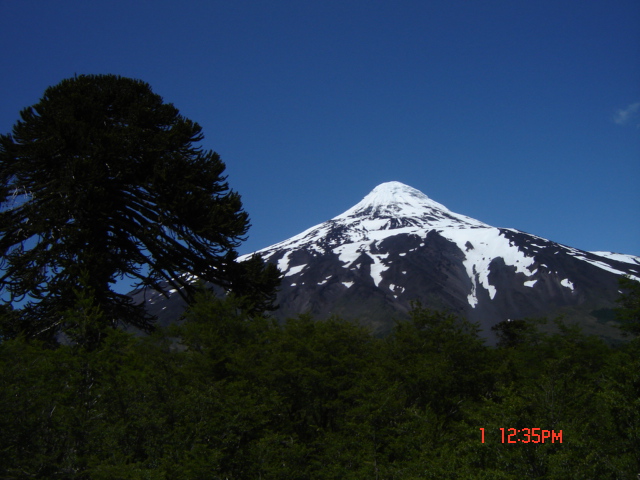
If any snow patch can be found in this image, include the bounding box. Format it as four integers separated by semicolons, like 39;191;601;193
284;264;306;277
389;283;405;298
590;251;640;266
569;252;640;279
333;241;390;287
334;242;364;267
561;278;574;291
370;252;390;287
442;227;536;307
276;252;292;272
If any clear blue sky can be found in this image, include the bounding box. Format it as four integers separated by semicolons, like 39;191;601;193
2;0;639;260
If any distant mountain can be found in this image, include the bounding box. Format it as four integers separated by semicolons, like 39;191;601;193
133;181;640;343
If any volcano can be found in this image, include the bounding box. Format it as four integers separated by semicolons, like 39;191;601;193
134;181;640;343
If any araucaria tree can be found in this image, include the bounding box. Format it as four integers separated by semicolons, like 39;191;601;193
0;74;279;345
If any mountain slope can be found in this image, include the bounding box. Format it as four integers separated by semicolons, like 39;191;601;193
238;182;639;342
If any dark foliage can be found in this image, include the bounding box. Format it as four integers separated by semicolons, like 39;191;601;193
0;293;637;478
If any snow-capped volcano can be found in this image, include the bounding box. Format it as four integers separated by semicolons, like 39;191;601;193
135;181;639;343
238;181;639;341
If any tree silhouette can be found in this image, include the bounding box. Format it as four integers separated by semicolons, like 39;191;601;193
0;74;279;345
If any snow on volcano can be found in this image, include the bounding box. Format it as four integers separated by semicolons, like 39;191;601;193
234;181;639;340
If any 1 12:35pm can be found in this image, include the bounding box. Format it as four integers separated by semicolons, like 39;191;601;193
479;428;563;443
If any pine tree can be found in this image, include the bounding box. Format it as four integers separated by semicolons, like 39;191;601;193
0;74;279;345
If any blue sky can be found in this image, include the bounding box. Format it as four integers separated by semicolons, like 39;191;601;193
2;0;639;262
